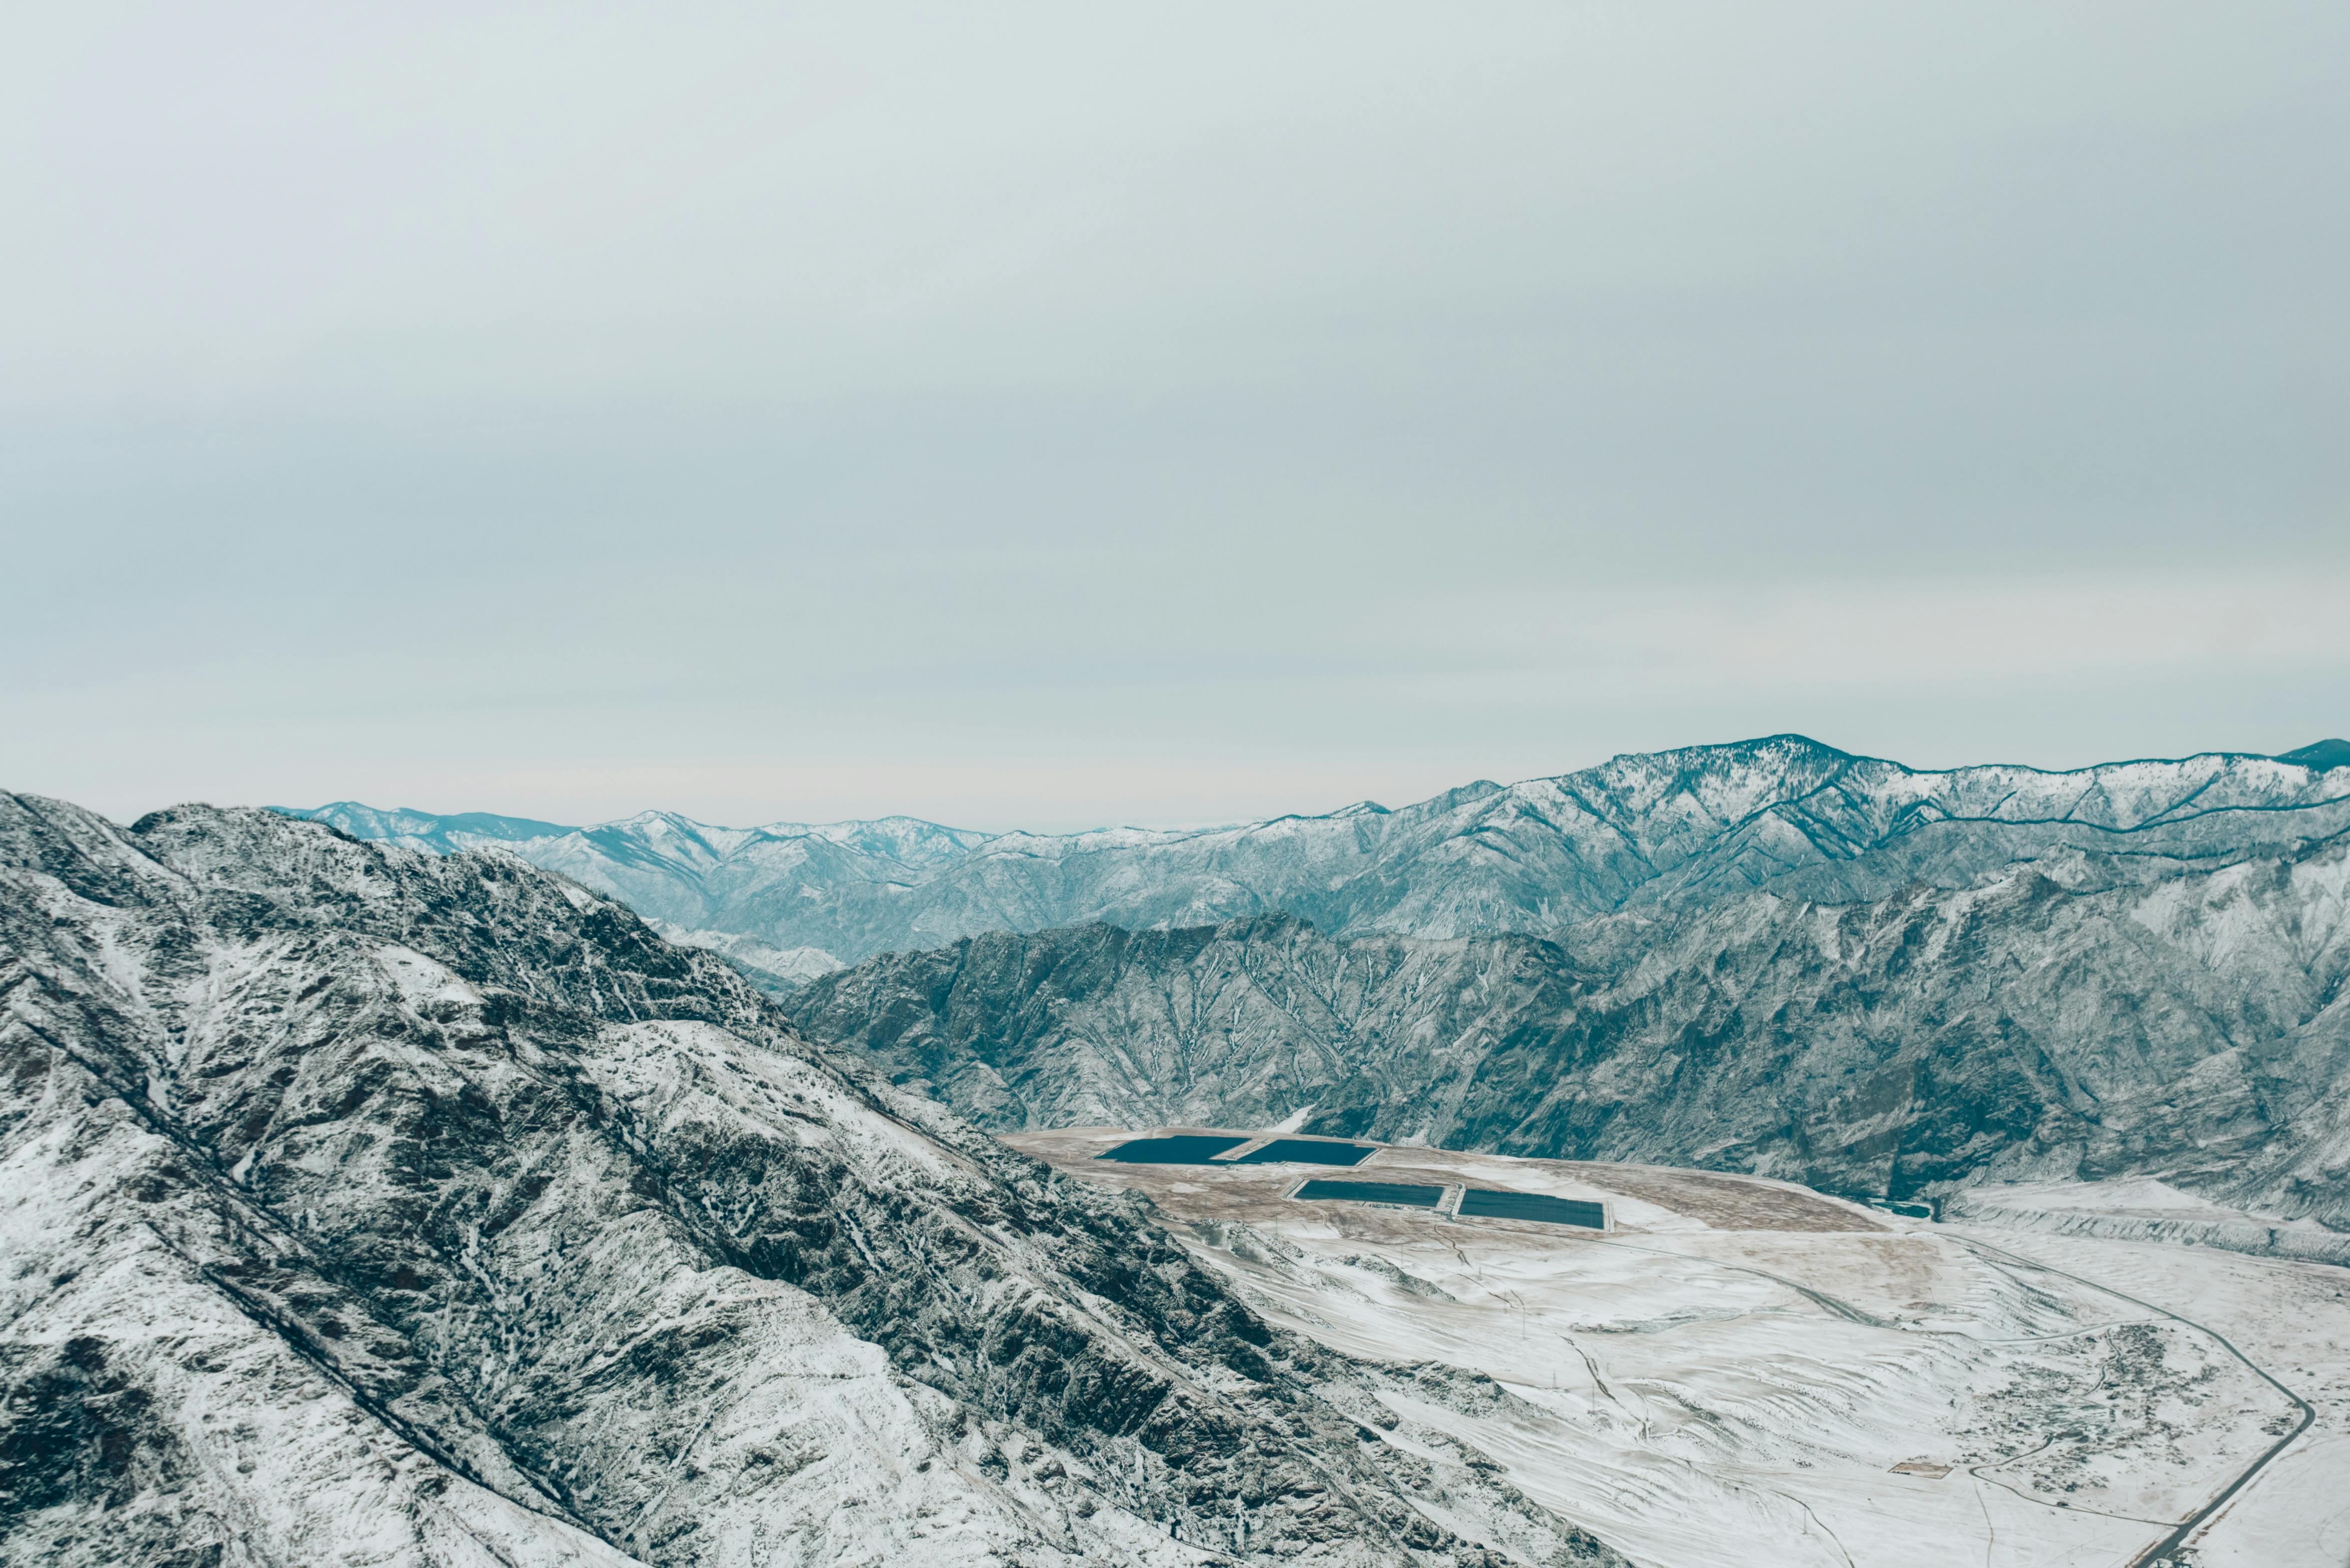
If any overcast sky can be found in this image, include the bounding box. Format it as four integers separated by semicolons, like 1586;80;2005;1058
5;3;2345;830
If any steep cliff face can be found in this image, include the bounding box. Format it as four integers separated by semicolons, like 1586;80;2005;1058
0;795;1624;1567
288;738;2350;969
785;843;2350;1220
779;917;1591;1137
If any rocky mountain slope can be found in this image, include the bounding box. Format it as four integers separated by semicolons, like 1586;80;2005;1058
0;794;1626;1567
285;737;2350;976
784;838;2350;1222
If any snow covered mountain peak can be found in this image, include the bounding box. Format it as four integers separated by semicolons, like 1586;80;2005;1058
2280;737;2350;769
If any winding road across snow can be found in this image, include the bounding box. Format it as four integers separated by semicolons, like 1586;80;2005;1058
1586;1225;2319;1563
1952;1236;2316;1567
1552;1221;2319;1563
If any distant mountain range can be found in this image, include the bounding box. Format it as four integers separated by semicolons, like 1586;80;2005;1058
282;735;2350;984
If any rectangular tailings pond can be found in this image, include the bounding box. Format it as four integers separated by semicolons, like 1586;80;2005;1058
1457;1189;1605;1228
1233;1139;1373;1167
1096;1135;1249;1164
1295;1179;1445;1209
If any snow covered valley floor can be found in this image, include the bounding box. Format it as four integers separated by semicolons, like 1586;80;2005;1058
1010;1130;2350;1568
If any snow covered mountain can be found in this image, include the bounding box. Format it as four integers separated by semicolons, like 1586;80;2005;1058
282;737;2350;976
269;806;1001;986
20;739;2350;1560
0;793;1626;1567
784;835;2350;1230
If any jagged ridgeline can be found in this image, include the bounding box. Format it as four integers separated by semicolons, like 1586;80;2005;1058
281;735;2350;985
0;796;1626;1567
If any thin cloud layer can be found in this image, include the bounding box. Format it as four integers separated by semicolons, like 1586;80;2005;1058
4;4;2344;826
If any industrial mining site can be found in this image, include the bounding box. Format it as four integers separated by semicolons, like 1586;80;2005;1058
1011;1129;2350;1568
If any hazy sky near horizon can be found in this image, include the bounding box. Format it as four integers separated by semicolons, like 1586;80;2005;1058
6;3;2346;830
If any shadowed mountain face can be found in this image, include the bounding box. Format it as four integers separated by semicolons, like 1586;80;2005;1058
284;737;2350;978
783;841;2350;1221
2280;738;2350;770
0;795;1625;1568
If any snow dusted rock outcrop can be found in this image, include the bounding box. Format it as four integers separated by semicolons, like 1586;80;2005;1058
0;795;1626;1567
285;736;2350;972
785;839;2350;1225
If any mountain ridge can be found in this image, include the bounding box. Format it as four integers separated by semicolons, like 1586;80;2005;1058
279;736;2350;975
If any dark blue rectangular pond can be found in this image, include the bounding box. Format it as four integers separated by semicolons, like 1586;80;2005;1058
1456;1189;1606;1228
1095;1135;1250;1164
1232;1139;1374;1167
1294;1179;1446;1208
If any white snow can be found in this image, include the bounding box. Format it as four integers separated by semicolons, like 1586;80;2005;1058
1016;1128;2350;1567
375;943;487;1009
